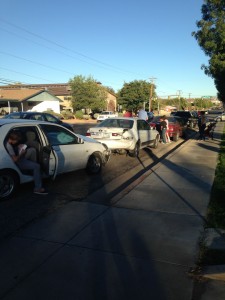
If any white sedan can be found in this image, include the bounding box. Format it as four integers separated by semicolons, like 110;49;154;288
0;119;110;199
86;117;160;157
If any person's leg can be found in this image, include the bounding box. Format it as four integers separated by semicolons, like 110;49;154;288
25;147;37;162
17;158;42;190
199;125;204;140
166;131;171;143
202;124;206;140
162;128;167;144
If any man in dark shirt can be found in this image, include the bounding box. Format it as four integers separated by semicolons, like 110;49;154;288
160;116;167;144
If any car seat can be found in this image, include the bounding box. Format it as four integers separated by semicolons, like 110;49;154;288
25;131;41;161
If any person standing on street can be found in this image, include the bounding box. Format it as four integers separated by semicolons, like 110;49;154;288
199;111;207;140
123;109;133;117
160;116;167;144
163;115;171;143
137;106;148;121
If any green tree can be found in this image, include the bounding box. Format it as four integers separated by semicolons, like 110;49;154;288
117;80;156;112
69;75;107;112
192;0;225;103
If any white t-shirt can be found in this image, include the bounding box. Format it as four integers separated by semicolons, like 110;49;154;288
6;142;16;156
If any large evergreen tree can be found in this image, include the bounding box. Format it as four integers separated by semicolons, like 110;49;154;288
192;0;225;103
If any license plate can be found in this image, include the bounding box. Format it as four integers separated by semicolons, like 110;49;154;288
91;132;101;136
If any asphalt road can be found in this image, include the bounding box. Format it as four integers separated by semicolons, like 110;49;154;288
0;124;196;243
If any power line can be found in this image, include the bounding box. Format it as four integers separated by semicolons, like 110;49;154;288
0;67;55;84
0;18;147;76
0;50;74;75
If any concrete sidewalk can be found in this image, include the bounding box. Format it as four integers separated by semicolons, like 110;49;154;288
0;123;224;300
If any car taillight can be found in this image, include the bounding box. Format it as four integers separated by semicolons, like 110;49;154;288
112;133;120;136
86;132;91;136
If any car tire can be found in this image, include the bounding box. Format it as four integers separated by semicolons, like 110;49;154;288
217;118;222;122
129;142;140;157
0;170;19;200
86;153;102;174
152;134;160;149
173;132;179;142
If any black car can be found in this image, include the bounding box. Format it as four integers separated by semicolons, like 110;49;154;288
171;111;198;128
3;112;74;131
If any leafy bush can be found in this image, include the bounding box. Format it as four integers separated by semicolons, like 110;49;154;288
75;110;84;119
83;114;90;120
61;110;75;119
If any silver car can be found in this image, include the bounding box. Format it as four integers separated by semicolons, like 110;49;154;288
86;117;160;157
215;112;225;122
0;119;110;199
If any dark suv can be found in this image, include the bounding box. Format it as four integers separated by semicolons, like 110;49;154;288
172;111;198;128
3;112;74;131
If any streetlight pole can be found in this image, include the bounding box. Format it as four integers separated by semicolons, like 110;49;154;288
149;77;156;112
177;90;182;110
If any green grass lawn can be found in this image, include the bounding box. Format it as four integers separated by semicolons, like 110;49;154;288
207;126;225;229
199;124;225;266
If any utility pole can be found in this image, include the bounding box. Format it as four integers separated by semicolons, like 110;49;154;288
149;77;157;112
177;90;182;110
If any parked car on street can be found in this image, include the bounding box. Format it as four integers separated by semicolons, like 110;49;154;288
0;107;18;115
207;111;225;122
215;112;225;122
149;116;186;141
0;119;111;199
3;112;74;132
171;111;198;128
86;117;160;157
96;111;118;122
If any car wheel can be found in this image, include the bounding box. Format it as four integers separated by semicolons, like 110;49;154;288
173;132;179;142
217;118;222;122
129;142;140;157
152;134;160;149
0;170;19;200
86;153;102;174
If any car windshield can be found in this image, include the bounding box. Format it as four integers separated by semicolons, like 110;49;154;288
175;111;192;117
100;112;110;115
96;118;133;129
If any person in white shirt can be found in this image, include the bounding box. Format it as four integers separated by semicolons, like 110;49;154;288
6;131;48;195
163;115;171;143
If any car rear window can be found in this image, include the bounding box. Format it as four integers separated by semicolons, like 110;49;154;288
96;119;133;129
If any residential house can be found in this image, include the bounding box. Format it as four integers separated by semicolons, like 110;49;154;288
0;83;117;113
0;88;62;114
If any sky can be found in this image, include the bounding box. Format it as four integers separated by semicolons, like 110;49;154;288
0;0;218;99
